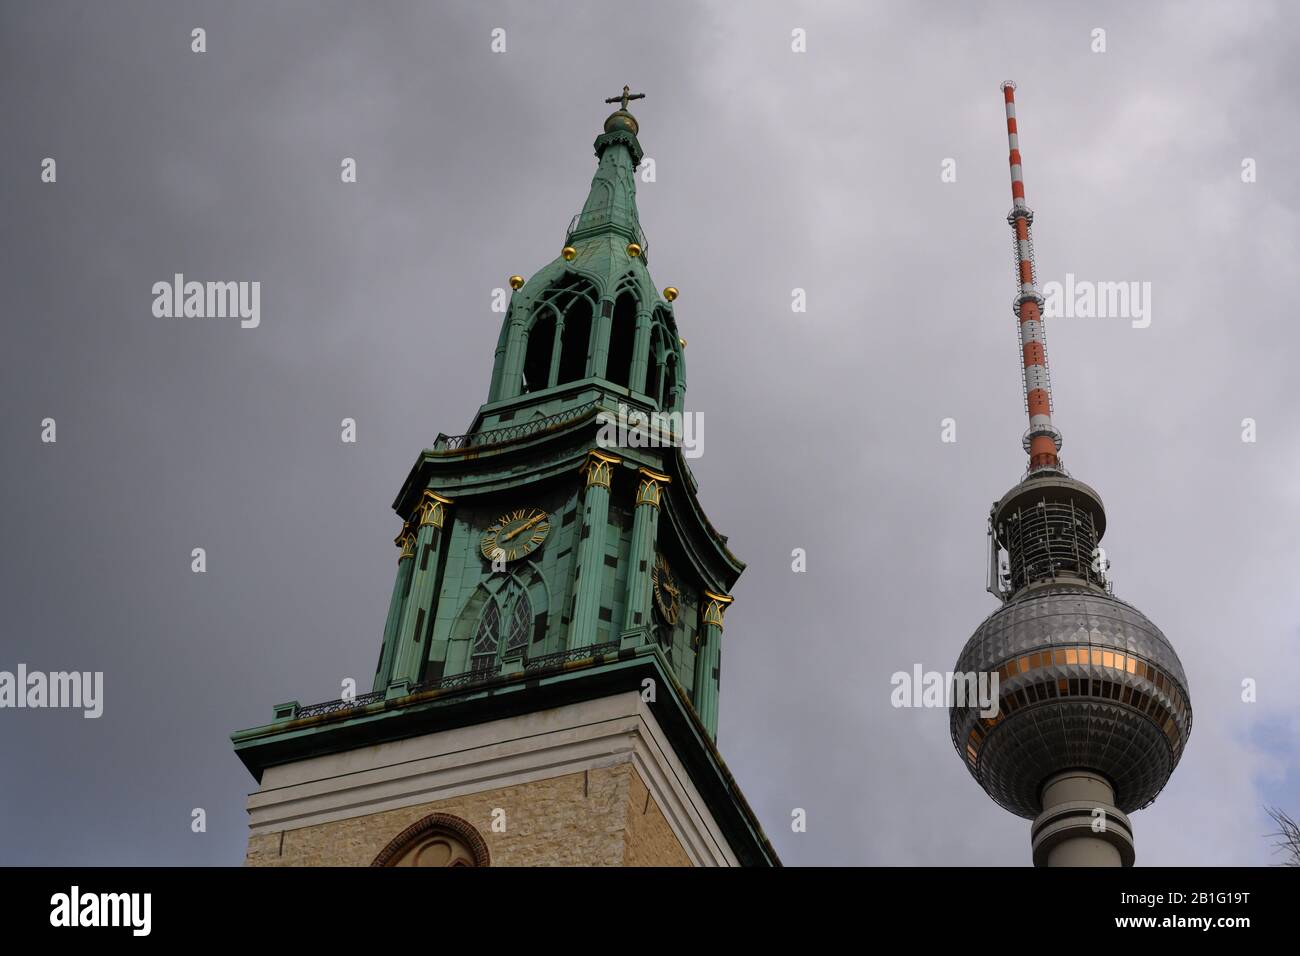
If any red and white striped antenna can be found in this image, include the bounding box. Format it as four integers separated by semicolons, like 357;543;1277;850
1001;81;1062;473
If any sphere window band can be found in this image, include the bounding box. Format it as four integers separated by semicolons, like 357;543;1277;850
958;643;1190;769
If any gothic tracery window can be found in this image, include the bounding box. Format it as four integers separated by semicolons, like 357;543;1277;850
504;590;532;656
456;564;550;676
470;587;536;671
471;600;501;670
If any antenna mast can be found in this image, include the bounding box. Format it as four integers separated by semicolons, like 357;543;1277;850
1001;81;1062;473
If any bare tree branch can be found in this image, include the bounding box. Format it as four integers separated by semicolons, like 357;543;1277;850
1265;806;1300;866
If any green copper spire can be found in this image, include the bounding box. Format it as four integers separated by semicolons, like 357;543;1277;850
483;87;685;419
232;89;775;867
570;85;646;245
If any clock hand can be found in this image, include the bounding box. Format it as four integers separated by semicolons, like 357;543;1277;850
501;513;545;543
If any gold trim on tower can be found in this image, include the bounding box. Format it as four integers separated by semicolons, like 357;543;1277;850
635;468;672;508
702;591;734;631
580;450;622;490
416;490;455;528
394;526;417;562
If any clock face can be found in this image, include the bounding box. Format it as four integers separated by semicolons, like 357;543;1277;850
480;507;551;564
652;554;680;626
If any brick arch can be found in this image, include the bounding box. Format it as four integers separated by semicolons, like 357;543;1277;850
369;812;491;867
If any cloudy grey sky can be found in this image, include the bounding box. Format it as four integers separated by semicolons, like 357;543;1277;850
2;0;1297;866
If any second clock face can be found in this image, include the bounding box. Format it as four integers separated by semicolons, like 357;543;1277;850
481;507;551;564
652;554;680;626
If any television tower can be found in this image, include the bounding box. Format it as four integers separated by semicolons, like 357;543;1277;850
949;83;1192;866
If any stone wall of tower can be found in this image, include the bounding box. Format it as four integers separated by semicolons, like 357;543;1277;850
244;764;688;867
622;766;692;865
237;693;741;865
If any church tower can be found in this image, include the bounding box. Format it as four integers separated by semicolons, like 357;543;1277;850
232;90;778;867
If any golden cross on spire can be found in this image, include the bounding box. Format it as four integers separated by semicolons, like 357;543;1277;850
604;85;645;111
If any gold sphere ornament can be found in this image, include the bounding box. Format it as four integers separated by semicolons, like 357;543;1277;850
626;243;642;258
604;111;639;136
509;275;525;291
662;286;678;302
679;337;687;348
562;246;577;261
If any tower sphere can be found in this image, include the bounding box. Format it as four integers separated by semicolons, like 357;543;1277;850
951;583;1192;819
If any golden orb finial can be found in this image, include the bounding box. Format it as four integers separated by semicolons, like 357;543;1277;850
603;111;640;136
678;337;687;348
626;243;642;258
509;275;525;291
663;286;678;302
603;86;645;135
562;246;577;261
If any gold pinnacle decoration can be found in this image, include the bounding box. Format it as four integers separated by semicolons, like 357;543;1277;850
626;243;642;258
662;287;678;302
394;528;417;562
636;468;672;508
703;591;734;631
679;337;687;348
580;449;621;490
417;490;454;528
562;246;577;261
509;275;525;291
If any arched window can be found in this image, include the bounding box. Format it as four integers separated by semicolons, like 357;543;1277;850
504;590;532;656
468;585;536;670
517;275;599;395
644;328;660;403
557;297;592;384
606;291;637;389
663;353;679;411
522;313;555;393
371;813;491;867
640;308;682;410
470;600;501;671
451;563;551;676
